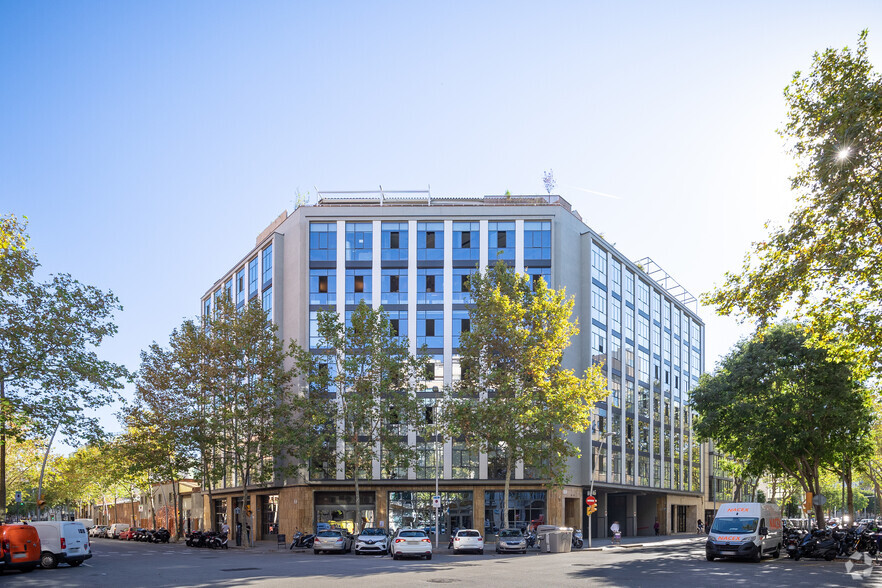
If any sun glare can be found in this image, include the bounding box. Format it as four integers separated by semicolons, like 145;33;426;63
837;147;851;160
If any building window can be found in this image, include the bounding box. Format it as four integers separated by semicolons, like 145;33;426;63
386;310;407;343
418;311;443;348
346;222;372;262
262;286;272;317
452;441;478;479
236;268;245;308
262;244;273;287
489;221;515;261
525;266;550;291
418;222;444;261
592;243;607;283
591;284;607;324
346;269;371;304
611;259;622;294
453;222;479;261
418;268;443;304
248;258;258;299
310;223;337;262
310;270;336;305
381;269;407;304
203;298;210;317
453;310;470;348
453;268;474;303
382;222;408;261
524;221;551;261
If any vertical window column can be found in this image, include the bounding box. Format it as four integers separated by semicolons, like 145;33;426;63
515;219;524;275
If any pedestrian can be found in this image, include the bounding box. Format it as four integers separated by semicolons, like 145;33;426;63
697;519;704;534
654;520;660;536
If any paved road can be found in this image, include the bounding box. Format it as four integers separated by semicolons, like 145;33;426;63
2;536;879;587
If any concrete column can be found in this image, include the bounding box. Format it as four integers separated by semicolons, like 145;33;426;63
597;492;608;538
626;494;637;537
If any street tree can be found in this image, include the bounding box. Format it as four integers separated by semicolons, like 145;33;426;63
291;301;426;532
446;261;607;529
705;31;882;375
0;214;129;518
207;296;299;544
691;323;875;528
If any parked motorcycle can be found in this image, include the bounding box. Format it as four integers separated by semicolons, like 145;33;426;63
572;529;584;549
525;530;537;549
208;531;229;549
153;528;171;544
794;529;839;561
290;531;315;549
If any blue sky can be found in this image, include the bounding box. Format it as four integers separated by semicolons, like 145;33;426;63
2;1;880;447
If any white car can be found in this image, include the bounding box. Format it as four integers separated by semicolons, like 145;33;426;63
354;527;389;555
390;528;433;560
452;529;484;555
313;529;352;554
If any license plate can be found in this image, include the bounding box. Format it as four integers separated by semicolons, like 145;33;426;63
13;553;27;559
407;540;420;545
721;551;736;556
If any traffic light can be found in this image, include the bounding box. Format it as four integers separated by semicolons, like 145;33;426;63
803;492;813;512
37;499;46;508
586;504;597;516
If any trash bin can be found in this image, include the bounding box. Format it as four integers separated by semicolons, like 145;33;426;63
547;528;573;553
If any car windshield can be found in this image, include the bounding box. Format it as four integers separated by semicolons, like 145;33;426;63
360;528;385;536
399;531;426;538
459;530;480;537
317;531;342;537
711;517;758;534
499;530;522;538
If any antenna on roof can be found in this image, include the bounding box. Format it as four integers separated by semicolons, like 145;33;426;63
379;185;385;206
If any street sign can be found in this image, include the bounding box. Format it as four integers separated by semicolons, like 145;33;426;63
585;496;597;507
812;494;827;507
432;495;441;509
15;490;21;503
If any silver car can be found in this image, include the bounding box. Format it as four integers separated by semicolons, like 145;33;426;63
355;527;389;555
313;529;352;554
495;528;527;554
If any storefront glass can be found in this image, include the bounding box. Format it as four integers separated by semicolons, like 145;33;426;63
388;491;473;539
261;494;279;536
314;491;376;533
483;490;546;539
213;499;227;532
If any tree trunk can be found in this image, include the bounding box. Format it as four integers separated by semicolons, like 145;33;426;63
172;479;181;539
130;489;136;527
503;453;513;530
37;423;59;521
846;463;854;524
354;462;361;534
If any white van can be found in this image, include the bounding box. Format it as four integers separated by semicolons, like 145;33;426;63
74;518;94;530
706;503;783;562
30;521;92;569
109;522;130;539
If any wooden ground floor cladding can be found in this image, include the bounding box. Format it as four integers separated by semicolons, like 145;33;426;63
202;483;579;541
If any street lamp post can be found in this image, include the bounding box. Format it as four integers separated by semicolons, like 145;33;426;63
588;431;615;548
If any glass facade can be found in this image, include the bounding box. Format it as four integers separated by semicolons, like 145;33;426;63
484;490;546;536
388;491;473;537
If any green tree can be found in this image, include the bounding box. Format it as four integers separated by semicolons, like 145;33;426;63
446;261;607;529
691;323;874;528
705;31;882;374
207;296;298;544
0;214;129;518
291;301;425;532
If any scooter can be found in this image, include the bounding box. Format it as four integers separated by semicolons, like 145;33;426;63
208;531;229;549
525;530;537;549
794;529;839;561
572;529;584;549
611;531;622;546
153;528;171;544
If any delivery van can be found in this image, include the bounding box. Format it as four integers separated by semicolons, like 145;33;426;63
0;523;41;573
30;521;92;568
109;523;130;538
706;502;783;562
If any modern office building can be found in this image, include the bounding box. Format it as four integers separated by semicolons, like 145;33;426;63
200;191;706;541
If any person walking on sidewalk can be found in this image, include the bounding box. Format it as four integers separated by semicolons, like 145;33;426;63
654;520;660;536
697;520;704;534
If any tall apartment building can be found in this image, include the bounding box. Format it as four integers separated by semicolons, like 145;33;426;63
201;191;706;541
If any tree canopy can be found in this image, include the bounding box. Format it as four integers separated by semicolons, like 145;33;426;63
705;31;882;375
691;323;874;527
446;261;607;529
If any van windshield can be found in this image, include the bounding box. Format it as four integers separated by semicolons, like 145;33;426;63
711;517;758;534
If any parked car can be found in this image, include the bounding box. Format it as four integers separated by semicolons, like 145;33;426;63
313;529;352;554
0;523;41;573
29;521;92;569
354;527;389;555
452;529;484;555
390;528;433;560
495;528;527;554
119;527;140;541
108;523;130;539
88;525;108;538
